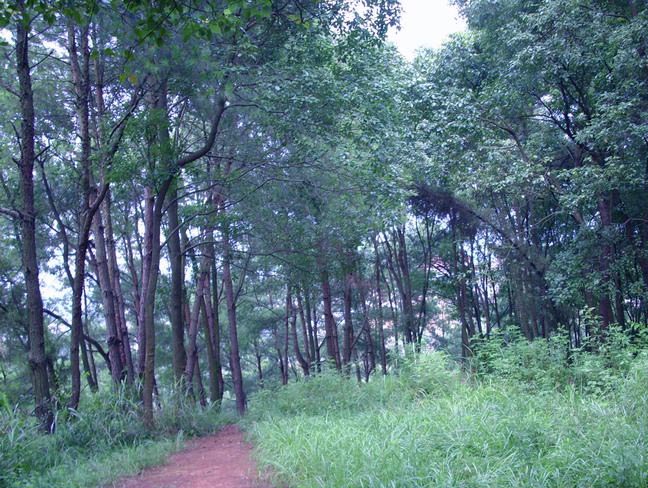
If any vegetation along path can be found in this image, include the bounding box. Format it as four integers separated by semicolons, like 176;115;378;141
115;425;270;488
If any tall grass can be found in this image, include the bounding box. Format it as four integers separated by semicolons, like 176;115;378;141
0;385;231;488
247;336;648;488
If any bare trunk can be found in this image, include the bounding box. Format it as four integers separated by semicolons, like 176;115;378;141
597;197;614;331
104;194;134;384
222;221;246;414
319;261;341;370
357;269;375;378
373;239;388;375
67;24;110;409
193;351;207;408
303;287;319;371
254;341;264;387
296;289;313;369
168;185;187;382
289;286;309;376
91;207;124;385
138;188;154;377
141;188;167;425
201;276;222;404
16;4;52;430
211;256;225;398
342;270;354;370
91;41;134;386
184;271;206;397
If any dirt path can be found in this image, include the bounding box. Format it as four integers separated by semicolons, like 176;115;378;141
115;425;272;488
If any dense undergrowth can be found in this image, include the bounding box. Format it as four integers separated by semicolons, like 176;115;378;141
246;328;648;488
0;387;232;488
3;328;647;488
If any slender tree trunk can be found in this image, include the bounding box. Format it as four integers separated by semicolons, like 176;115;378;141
91;40;134;386
193;352;207;408
211;256;225;398
383;229;414;345
92;206;124;384
342;269;354;371
138;188;154;377
67;23;110;409
296;289;312;369
202;278;222;404
383;267;400;355
104;195;135;385
16;2;52;430
184;272;206;398
597;193;615;332
80;319;97;391
319;260;342;370
303;287;320;371
357;269;375;378
222;220;246;414
253;341;264;388
451;224;472;360
168;184;187;383
289;286;309;376
373;239;388;375
283;298;290;384
141;189;168;425
395;227;415;344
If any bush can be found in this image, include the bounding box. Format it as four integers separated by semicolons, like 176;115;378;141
471;325;648;395
395;350;461;398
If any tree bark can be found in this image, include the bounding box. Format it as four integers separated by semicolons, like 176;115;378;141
342;268;354;371
91;205;124;385
16;1;52;430
222;220;246;414
138;187;154;378
201;271;222;404
168;183;187;383
597;196;614;331
373;238;388;375
104;194;135;384
295;288;313;370
319;259;341;370
211;254;225;399
289;286;309;376
66;23;109;409
184;270;207;398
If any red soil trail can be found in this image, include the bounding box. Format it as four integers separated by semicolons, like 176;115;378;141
115;425;272;488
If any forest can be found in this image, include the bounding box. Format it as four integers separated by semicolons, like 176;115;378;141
1;0;647;486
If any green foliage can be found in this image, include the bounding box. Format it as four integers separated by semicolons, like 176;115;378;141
155;389;235;437
247;372;400;421
471;325;648;395
248;336;648;488
13;439;179;488
395;351;460;398
0;387;230;488
471;327;573;391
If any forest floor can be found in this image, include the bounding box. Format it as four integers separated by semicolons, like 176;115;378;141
113;425;272;488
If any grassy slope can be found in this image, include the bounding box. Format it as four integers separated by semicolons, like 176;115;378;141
246;352;648;488
26;438;180;488
1;389;233;488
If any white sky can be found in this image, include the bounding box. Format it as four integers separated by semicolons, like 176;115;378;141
388;0;466;60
